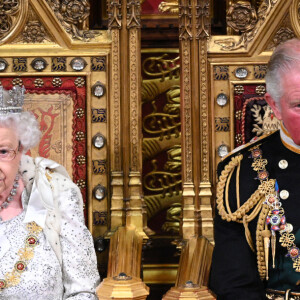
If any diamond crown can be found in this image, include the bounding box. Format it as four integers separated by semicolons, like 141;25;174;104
0;85;25;114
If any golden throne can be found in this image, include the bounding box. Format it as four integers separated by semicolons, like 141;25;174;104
0;0;297;299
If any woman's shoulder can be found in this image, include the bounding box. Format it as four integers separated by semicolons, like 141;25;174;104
20;155;80;199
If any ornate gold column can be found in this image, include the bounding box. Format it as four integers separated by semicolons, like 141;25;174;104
108;0;125;231
125;0;145;234
180;0;213;241
98;1;148;297
196;0;213;241
108;0;144;234
180;0;197;240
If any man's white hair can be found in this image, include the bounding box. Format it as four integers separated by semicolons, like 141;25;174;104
266;38;300;105
0;111;41;152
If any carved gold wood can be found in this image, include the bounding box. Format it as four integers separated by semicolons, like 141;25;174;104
99;0;147;297
45;0;94;41
97;226;149;300
0;0;29;45
165;0;291;297
210;0;292;53
266;11;295;50
97;278;149;300
179;0;213;241
168;0;300;298
0;0;148;294
0;0;110;51
179;1;195;240
107;227;143;278
107;0;145;235
159;0;179;14
127;0;144;234
290;0;300;37
0;0;111;279
108;0;124;231
163;237;215;300
226;0;258;34
107;0;145;236
210;0;296;175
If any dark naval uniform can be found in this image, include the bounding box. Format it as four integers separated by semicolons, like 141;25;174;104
210;129;300;299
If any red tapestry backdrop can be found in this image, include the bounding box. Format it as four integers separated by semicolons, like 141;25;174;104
0;76;87;209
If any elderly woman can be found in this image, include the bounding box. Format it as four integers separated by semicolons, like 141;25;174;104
0;86;100;299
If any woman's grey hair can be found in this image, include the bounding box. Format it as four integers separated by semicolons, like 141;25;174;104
0;111;41;152
266;38;300;105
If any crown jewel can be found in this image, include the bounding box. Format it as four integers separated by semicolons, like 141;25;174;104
0;85;25;114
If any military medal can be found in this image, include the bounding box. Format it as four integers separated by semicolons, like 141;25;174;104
250;146;300;273
264;184;285;269
266;209;286;231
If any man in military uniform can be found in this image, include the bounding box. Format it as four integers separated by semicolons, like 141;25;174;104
210;39;300;299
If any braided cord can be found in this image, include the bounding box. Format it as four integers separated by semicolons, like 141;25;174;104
217;154;264;224
256;204;270;279
216;148;278;281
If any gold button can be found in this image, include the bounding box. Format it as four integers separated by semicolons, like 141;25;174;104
278;160;288;169
280;190;289;200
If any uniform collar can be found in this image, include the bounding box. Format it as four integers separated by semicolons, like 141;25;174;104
280;122;300;154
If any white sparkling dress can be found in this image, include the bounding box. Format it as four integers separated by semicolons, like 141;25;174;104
0;156;100;299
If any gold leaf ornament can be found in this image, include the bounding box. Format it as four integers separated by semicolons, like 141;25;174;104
258;179;275;195
26;222;42;234
293;257;300;272
279;232;295;248
4;271;20;287
18;247;34;261
226;0;258;33
251;158;268;171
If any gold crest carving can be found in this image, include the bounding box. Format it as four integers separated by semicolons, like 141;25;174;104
267;27;295;50
92;160;107;174
45;0;95;40
215;0;278;50
93;211;107;226
23;21;46;43
214;66;229;80
91;108;107;123
13;58;27;72
51;57;66;72
0;0;26;44
254;65;267;79
158;0;179;14
227;0;257;33
215;117;230;132
91;57;106;72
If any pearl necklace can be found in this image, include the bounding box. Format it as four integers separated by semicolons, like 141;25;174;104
0;175;20;221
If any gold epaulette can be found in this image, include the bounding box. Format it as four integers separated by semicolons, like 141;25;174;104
220;132;273;162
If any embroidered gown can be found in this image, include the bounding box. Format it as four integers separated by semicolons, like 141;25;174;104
0;156;100;299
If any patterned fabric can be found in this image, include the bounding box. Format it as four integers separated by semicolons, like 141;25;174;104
266;292;300;300
0;158;100;299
